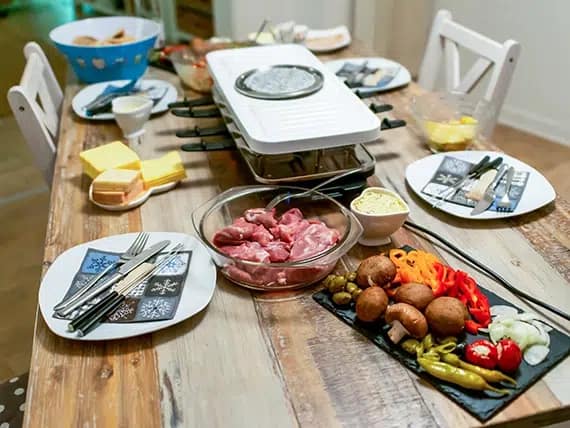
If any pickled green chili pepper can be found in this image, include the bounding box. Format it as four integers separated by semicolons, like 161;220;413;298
422;350;441;361
416;341;425;358
417;358;509;395
432;342;457;354
401;339;421;355
438;336;458;345
422;334;434;351
441;353;517;386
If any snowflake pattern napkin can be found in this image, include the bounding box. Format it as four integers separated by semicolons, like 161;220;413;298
53;249;192;323
421;156;529;211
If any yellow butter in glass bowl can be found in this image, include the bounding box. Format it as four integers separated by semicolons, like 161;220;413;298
411;92;492;153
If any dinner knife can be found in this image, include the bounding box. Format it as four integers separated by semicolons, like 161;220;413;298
56;240;170;316
432;155;500;207
471;164;510;215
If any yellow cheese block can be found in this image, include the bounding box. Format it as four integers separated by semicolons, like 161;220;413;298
140;151;186;189
80;141;141;179
93;169;141;193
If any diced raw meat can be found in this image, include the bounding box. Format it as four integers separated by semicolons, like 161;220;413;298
213;207;341;287
244;208;278;228
289;223;341;261
279;208;304;225
218;241;271;263
264;241;290;262
224;264;255;284
272;219;311;243
212;217;257;246
251;224;274;246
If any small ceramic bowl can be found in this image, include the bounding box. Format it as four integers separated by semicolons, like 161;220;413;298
112;95;153;140
350;187;409;246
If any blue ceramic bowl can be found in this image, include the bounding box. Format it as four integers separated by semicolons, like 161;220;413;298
50;17;160;83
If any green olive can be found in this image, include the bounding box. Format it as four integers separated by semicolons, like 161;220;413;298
401;339;421;355
351;288;362;301
346;282;358;294
323;274;336;290
346;272;357;282
332;291;352;306
329;276;347;293
422;334;434;351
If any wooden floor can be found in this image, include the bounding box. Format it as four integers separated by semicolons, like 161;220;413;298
0;1;569;383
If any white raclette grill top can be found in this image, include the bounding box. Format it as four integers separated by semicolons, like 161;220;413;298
206;44;381;154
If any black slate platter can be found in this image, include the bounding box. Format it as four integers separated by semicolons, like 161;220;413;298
313;284;570;421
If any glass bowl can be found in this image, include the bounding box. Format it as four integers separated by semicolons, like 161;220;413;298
169;47;213;93
410;92;494;153
192;185;363;291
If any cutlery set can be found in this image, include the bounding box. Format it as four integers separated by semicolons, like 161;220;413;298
53;233;185;336
83;79;169;116
431;155;517;215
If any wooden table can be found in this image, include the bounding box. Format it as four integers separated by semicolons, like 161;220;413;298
24;45;570;428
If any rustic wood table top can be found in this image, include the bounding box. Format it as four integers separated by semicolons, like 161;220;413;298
24;43;570;428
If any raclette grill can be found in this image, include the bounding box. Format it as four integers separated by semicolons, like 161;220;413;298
174;45;390;200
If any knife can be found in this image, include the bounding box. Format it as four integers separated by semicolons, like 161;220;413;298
56;240;170;317
471;164;510;215
432;155;501;208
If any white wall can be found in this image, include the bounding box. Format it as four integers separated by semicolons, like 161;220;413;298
213;0;353;40
434;0;570;145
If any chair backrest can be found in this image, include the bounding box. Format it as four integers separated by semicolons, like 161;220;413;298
7;42;63;186
418;10;520;137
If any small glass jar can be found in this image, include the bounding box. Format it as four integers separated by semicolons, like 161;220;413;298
169;47;213;93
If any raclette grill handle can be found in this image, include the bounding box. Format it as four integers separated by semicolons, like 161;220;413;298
171;106;221;118
380;118;406;130
175;124;228;138
180;137;235;152
168;95;214;108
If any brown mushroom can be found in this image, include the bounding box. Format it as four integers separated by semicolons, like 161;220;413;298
425;297;466;337
384;303;428;343
355;255;397;288
355;287;388;322
394;282;434;310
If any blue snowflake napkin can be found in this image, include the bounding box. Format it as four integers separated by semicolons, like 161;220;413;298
54;249;192;323
421;156;529;211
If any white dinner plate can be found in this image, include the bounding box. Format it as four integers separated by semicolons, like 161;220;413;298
325;57;411;94
304;25;351;53
39;232;216;340
405;150;556;219
72;79;178;120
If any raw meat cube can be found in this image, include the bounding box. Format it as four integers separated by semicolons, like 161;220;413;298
289;223;340;261
244;208;278;228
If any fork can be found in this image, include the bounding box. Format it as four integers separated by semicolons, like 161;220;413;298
497;167;515;212
54;232;149;313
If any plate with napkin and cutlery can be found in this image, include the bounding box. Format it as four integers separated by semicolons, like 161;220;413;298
406;151;556;219
325;57;412;95
38;232;216;340
72;78;178;120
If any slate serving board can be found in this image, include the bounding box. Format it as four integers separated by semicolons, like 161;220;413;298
313;284;570;421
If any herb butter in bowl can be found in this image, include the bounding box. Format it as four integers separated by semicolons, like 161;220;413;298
350;187;409;246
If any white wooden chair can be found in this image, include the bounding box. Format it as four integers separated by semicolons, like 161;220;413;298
418;10;520;137
8;42;63;186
